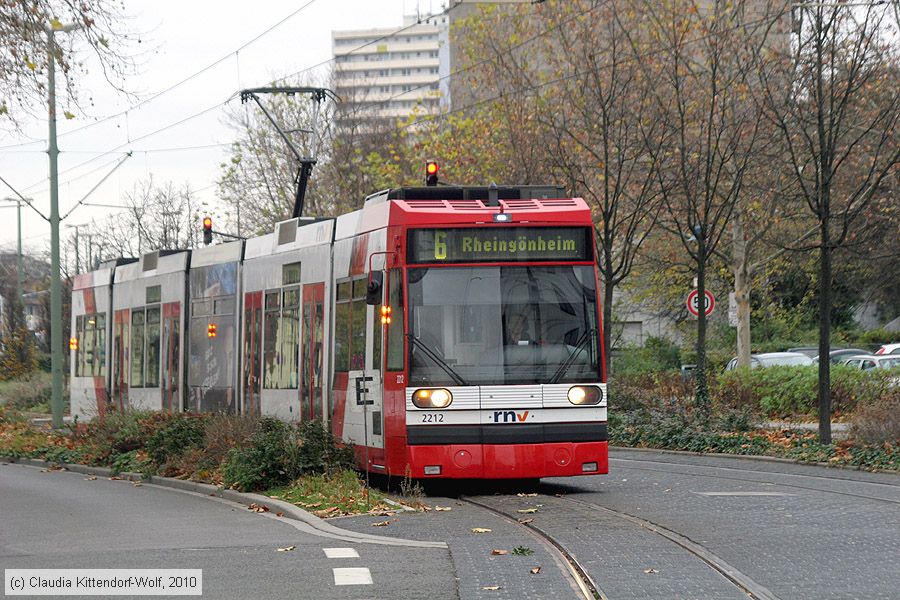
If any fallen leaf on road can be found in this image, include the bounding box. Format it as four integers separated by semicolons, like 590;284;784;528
276;545;296;552
248;503;270;513
490;549;508;555
303;502;322;509
275;512;284;517
434;506;452;511
664;488;672;492
108;476;122;480
518;518;534;525
554;493;565;498
517;508;538;514
517;493;537;497
371;520;392;527
644;568;659;574
84;475;97;481
471;528;492;534
530;567;542;575
131;482;142;487
481;586;501;591
314;507;341;518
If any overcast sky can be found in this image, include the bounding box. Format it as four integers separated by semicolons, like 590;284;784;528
0;0;439;253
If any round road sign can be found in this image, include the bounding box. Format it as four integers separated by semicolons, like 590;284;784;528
687;289;715;317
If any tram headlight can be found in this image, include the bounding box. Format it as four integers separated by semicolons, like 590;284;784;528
567;385;602;406
412;388;453;409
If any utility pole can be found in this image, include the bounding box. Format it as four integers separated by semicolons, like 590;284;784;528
47;22;81;429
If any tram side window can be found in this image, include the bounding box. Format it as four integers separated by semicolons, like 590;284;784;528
386;269;404;371
131;310;145;387
263;286;300;389
145;307;161;387
74;315;84;377
350;279;366;370
93;313;106;377
334;282;351;371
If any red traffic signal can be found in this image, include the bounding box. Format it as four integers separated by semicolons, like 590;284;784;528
202;216;213;245
425;161;439;186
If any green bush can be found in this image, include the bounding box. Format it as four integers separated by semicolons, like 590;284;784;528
0;372;53;412
715;365;893;418
295;419;354;475
223;417;296;491
222;418;355;492
851;388;900;444
611;336;681;376
146;416;207;467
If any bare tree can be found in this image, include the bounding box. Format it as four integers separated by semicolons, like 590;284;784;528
633;0;779;415
756;3;900;442
532;1;664;372
0;0;135;124
75;178;203;263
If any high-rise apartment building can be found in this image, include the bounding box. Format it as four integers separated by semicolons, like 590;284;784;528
332;13;450;120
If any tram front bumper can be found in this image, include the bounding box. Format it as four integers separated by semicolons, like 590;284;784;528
406;440;609;479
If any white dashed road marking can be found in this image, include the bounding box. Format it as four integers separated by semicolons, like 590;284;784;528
324;547;360;558
692;491;798;496
333;567;373;585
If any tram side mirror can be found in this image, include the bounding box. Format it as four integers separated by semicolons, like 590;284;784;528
366;272;383;305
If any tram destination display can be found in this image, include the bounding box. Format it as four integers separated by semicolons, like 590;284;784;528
408;227;593;263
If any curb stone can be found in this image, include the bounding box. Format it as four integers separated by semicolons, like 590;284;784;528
610;445;899;475
0;455;446;549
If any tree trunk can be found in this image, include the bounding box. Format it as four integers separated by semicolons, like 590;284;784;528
603;274;614;377
818;221;832;444
695;247;709;420
732;213;751;367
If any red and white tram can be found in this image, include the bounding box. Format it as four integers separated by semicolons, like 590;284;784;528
70;184;608;480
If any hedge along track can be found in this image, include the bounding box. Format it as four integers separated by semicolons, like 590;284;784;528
462;492;782;600
459;496;605;600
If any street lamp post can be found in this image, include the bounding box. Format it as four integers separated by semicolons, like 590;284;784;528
47;22;80;429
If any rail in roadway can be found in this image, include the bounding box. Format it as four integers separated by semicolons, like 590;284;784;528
458;449;899;600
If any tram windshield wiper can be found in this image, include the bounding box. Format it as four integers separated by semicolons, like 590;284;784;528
549;328;597;385
406;334;468;386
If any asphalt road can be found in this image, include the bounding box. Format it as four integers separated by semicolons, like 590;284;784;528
339;450;900;600
0;462;456;599
3;452;898;600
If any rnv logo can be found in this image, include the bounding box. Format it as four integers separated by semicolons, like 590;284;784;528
492;410;530;423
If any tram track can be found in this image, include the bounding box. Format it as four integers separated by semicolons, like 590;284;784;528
459;495;605;600
609;456;900;505
462;490;781;600
554;494;781;600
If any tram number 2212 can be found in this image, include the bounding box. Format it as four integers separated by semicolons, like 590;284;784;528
421;413;445;423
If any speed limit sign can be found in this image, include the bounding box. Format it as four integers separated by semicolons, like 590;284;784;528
687;289;715;317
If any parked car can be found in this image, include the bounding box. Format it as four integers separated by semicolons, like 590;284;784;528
840;354;900;370
813;348;870;364
874;343;900;355
787;347;819;358
725;352;814;371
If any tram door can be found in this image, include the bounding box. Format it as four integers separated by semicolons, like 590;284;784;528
161;302;180;411
301;284;325;422
242;291;262;417
362;276;384;450
112;309;130;408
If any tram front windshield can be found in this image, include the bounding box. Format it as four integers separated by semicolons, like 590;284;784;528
407;265;600;386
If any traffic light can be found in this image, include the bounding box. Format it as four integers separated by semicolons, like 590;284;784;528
202;217;213;245
425;161;439;186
